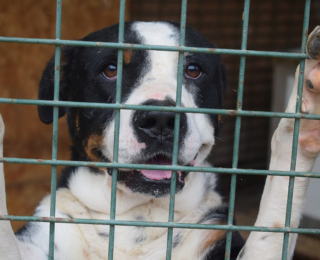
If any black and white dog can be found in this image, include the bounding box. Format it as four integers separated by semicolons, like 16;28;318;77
1;22;320;260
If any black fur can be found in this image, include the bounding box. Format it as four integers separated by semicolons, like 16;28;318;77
205;231;244;260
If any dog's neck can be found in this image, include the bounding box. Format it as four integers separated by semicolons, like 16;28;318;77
65;164;222;218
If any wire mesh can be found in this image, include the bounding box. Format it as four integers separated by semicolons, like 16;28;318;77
0;0;319;259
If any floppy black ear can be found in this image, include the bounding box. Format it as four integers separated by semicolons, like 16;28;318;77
38;46;76;124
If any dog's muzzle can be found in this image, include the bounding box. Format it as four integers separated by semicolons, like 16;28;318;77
107;99;193;197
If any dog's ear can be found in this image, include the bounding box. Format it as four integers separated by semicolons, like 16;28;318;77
38;46;76;124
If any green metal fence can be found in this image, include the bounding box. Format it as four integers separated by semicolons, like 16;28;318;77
0;0;320;259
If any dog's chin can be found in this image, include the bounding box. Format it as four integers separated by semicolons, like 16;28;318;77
106;154;194;197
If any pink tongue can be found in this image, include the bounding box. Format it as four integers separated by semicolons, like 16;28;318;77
140;169;173;180
140;156;177;181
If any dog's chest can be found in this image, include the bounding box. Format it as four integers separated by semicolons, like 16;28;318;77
91;202;175;252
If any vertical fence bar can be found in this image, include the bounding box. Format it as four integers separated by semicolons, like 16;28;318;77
165;0;187;259
224;0;250;259
281;0;311;259
108;1;126;259
48;0;63;259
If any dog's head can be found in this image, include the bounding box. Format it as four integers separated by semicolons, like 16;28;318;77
38;22;226;197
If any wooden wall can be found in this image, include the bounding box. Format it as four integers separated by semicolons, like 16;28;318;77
0;0;130;231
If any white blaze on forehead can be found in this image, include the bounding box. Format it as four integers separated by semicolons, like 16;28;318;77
132;22;180;83
133;21;179;47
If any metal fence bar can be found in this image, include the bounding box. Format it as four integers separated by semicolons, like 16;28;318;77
48;0;63;259
281;1;311;259
108;1;126;259
225;0;250;259
165;1;188;259
3;98;320;120
0;36;311;59
1;157;320;178
1;214;320;234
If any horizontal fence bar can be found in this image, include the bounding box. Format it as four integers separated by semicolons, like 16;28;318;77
1;98;320;120
1;215;319;235
0;37;309;59
0;157;319;178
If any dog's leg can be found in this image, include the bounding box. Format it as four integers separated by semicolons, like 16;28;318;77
0;114;22;259
237;26;320;260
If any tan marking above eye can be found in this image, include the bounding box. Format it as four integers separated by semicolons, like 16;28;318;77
123;49;133;64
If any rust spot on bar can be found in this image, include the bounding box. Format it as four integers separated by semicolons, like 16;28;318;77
11;99;15;102
37;159;44;162
123;49;133;64
55;65;60;70
228;110;237;116
209;48;216;52
96;42;103;46
237;101;242;107
41;217;51;222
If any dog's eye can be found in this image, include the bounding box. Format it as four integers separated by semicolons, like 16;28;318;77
185;64;202;79
103;64;117;79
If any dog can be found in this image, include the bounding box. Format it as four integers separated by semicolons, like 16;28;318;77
1;21;320;260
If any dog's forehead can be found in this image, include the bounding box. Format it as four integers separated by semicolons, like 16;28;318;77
128;22;181;88
131;22;179;46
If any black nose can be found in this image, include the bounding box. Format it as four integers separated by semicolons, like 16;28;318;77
132;99;187;145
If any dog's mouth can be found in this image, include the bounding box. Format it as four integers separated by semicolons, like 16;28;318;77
140;155;183;181
106;154;195;197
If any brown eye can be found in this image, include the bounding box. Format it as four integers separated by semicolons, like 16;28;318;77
103;64;117;79
186;64;202;79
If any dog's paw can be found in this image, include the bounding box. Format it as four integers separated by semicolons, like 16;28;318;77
283;26;320;159
306;26;320;60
